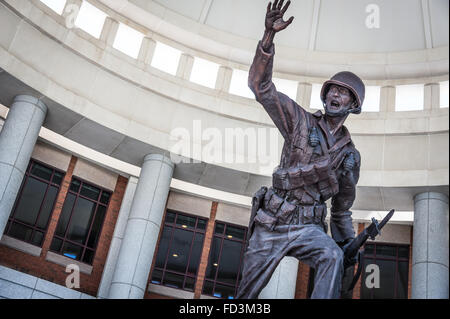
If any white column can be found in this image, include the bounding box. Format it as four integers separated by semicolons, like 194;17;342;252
412;192;449;299
380;86;396;112
100;17;119;47
296;82;312;111
0;95;47;237
97;176;138;299
215;66;233;92
108;154;174;299
258;256;299;299
176;53;194;80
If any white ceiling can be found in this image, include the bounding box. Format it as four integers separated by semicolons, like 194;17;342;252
132;0;449;53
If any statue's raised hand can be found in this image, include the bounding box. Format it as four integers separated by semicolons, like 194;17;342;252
265;0;294;33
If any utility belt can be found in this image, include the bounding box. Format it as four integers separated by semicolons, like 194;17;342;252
252;187;327;232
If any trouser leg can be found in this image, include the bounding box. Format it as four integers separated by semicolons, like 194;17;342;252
288;225;344;299
236;225;286;299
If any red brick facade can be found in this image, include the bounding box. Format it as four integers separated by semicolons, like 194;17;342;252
0;156;128;297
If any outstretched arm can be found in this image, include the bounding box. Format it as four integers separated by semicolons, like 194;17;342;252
249;1;302;142
262;0;294;51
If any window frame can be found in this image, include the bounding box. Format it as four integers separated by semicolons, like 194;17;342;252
202;221;248;299
6;159;65;247
150;210;208;292
360;242;410;299
50;176;112;265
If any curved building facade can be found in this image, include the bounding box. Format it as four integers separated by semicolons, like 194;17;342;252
0;0;448;299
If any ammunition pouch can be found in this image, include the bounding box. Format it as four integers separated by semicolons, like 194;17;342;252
272;157;339;200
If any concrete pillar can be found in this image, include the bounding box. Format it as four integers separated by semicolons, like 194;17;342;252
412;192;449;299
296;82;313;111
258;256;299;299
176;53;194;81
0;95;47;237
138;37;157;66
62;0;82;26
97;176;139;299
100;17;119;47
380;86;396;112
424;83;440;110
215;66;233;92
108;154;174;299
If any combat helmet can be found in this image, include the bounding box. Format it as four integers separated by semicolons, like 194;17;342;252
320;71;365;114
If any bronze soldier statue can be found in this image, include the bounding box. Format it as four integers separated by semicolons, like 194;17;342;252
237;0;366;299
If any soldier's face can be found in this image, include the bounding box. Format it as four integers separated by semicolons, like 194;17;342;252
324;84;356;117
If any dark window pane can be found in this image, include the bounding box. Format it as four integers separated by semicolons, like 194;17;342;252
165;212;175;224
99;192;111;205
56;193;76;237
62;242;83;260
66;197;96;244
87;205;107;248
398;246;409;259
396;261;409;299
80;183;100;201
214;283;235;299
202;280;214;296
376;245;396;258
8;223;33;242
216;240;242;285
197;219;207;231
82;249;95;264
36;186;58;229
176;214;196;230
31;163;53;181
31;231;44;247
162;272;184;289
13;177;47;226
187;233;204;276
184;277;195;291
50;237;63;252
205;237;222;280
214;223;225;235
166;229;193;273
373;259;396;299
151;269;163;285
70;179;81;193
154;227;172;269
225;225;246;241
52;172;64;186
364;244;375;256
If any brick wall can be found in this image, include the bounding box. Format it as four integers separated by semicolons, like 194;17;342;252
0;156;128;297
295;262;311;299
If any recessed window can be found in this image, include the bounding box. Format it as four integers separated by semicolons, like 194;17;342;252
202;222;247;299
39;0;67;15
272;78;298;101
190;57;220;89
310;83;324;110
50;178;111;265
229;69;254;99
395;84;424;111
113;23;145;59
6;160;64;247
150;211;207;292
362;86;381;112
360;243;410;299
440;81;449;108
74;1;108;39
151;42;182;75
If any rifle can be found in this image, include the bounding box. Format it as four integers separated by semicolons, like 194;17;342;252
343;209;395;291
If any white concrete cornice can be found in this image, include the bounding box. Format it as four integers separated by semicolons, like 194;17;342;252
94;0;449;80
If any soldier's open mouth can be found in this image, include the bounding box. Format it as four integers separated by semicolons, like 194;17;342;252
330;101;340;109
